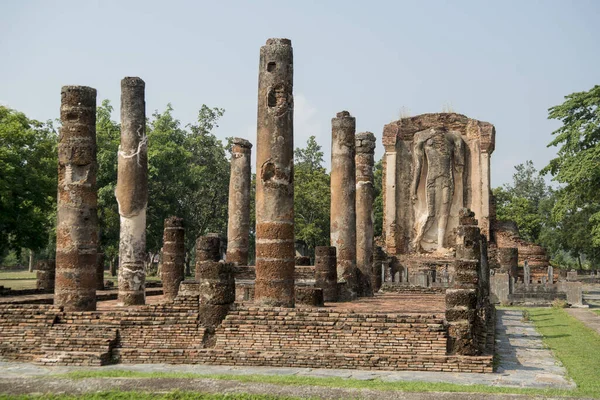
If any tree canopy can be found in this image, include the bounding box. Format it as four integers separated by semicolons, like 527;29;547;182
0;106;57;257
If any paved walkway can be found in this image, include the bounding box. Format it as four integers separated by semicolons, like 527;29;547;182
0;309;574;391
566;308;600;335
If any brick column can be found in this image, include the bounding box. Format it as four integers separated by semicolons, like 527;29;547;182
446;208;480;355
372;246;386;292
117;77;148;306
314;246;338;302
255;38;295;307
96;252;105;290
497;247;518;279
36;260;55;291
226;138;252;265
161;216;185;301
55;85;98;311
331;111;358;301
195;236;235;331
355;131;376;297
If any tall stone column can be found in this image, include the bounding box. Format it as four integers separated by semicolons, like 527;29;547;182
255;38;295;307
226;138;252;266
36;260;56;291
331;111;358;300
355;131;376;297
55;86;98;311
314;246;338;302
116;77;148;306
161;216;185;301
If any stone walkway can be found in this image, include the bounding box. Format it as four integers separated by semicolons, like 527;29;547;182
0;309;574;391
566;308;600;335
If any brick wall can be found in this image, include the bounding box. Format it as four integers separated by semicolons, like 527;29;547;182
0;298;493;372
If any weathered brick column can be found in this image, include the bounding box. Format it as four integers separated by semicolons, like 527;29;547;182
446;208;480;355
314;246;338;302
161;216;185;301
497;247;518;278
195;236;235;331
355;131;376;297
116;77;148;306
55;85;98;311
331;111;358;301
255;38;295;307
372;246;386;292
96;252;105;290
226;138;252;266
36;260;56;291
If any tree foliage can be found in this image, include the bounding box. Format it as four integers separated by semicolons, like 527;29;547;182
294;136;330;258
0;106;57;257
541;85;600;267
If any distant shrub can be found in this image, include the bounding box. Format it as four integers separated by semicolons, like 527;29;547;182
521;310;531;322
552;299;568;309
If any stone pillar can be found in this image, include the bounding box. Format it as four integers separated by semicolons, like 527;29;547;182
524;260;531;286
195;236;235;331
355;131;376;297
96;253;105;290
36;260;56;291
226;138;252;266
255;38;295;307
548;265;554;284
314;246;338;302
382;134;398;254
116;77;148;306
331;111;358;301
55;86;98;311
161;216;185;301
446;209;480;355
372;246;386;292
497;247;518;279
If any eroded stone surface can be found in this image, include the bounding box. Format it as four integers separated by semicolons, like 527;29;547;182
255;38;295;307
355;131;376;297
55;85;98;312
226;138;252;266
117;77;148;306
161;216;185;301
331;111;358;301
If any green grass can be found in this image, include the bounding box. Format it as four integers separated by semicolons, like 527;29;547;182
56;370;575;398
0;270;36;280
593;309;600;316
528;307;600;397
0;392;303;400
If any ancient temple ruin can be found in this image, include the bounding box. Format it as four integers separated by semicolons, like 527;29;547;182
0;38;499;373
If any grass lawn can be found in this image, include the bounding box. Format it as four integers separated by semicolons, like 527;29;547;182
0;269;36;290
593;309;600;316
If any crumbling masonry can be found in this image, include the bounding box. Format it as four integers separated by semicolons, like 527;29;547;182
255;38;295;307
116;77;148;306
355;131;376;297
55;85;98;311
161;216;185;301
226;138;252;266
331;111;358;300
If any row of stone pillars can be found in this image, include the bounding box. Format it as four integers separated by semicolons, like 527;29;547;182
55;78;152;311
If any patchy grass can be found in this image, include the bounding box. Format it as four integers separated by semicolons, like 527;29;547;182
58;370;574;398
0;392;303;400
528;307;600;397
0;270;36;280
593;309;600;316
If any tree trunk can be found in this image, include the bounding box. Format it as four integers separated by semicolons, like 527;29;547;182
110;257;117;277
578;254;583;270
185;252;191;277
28;250;34;272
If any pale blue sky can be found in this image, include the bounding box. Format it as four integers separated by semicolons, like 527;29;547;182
1;0;598;186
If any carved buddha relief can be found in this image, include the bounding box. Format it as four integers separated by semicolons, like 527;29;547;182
410;128;465;252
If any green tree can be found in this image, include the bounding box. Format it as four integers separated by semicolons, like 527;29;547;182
96;100;121;264
493;161;549;243
543;85;600;249
294;136;330;259
0;106;57;258
373;158;383;238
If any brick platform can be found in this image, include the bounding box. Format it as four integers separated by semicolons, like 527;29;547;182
0;293;493;373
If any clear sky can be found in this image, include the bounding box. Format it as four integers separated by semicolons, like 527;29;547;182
1;0;598;186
